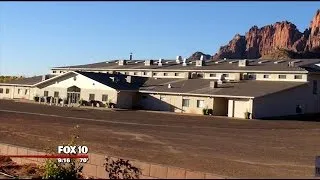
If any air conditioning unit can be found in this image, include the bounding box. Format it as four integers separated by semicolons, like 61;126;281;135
239;59;248;67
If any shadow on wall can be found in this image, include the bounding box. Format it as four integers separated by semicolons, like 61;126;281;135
134;94;183;112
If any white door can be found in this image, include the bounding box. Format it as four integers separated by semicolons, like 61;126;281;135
233;100;249;118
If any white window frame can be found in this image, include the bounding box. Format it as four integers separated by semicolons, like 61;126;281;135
197;100;204;108
279;74;287;79
294;75;302;79
89;94;95;101
182;99;190;107
102;94;108;102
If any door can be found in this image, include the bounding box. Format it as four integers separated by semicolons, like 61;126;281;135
67;86;81;105
233;100;249;118
67;92;80;104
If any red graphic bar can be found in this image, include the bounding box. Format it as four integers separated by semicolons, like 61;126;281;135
2;154;89;159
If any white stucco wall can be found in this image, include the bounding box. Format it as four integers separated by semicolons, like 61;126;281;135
0;85;35;100
35;73;119;104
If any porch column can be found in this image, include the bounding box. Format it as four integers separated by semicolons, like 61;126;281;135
228;99;234;117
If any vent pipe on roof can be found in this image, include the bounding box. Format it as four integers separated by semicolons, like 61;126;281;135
238;59;248;67
158;59;163;66
126;76;132;83
119;59;127;66
210;81;218;89
145;60;153;66
42;75;49;81
129;53;133;61
176;56;182;64
182;58;188;66
196;55;205;67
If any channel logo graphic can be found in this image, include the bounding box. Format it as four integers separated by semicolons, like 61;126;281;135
57;145;89;163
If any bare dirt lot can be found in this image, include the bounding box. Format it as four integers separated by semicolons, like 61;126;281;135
0;99;320;178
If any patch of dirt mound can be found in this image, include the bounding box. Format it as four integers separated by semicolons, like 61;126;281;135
0;155;44;178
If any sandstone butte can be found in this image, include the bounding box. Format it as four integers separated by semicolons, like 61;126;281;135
206;9;320;60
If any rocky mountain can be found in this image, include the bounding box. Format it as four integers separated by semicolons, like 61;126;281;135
211;9;320;60
188;51;212;60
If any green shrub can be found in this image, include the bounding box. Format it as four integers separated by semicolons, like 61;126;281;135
42;158;83;179
202;108;208;115
41;125;84;179
202;108;213;116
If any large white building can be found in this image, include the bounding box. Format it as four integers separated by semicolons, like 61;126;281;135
1;56;320;119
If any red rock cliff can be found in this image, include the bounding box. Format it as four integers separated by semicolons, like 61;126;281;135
306;9;320;52
212;9;320;60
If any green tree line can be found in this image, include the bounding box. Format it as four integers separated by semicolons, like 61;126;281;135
0;76;24;83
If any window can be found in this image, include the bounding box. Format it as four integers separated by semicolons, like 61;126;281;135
248;74;256;79
73;76;77;81
182;99;190;107
279;75;287;79
313;80;318;95
263;75;269;79
153;72;157;76
197;100;204;108
210;73;216;77
89;94;95;101
134;72;138;75
143;72;147;75
102;94;108;101
223;74;229;78
164;73;168;76
0;88;3;94
6;89;9;94
174;73;179;76
60;71;63;73
44;91;49;97
18;89;21;94
124;72;128;75
294;75;303;79
25;89;28;95
53;70;56;73
54;91;59;97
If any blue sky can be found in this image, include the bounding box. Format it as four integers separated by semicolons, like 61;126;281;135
0;2;319;76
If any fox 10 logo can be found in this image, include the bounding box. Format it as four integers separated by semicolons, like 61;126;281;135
57;145;89;163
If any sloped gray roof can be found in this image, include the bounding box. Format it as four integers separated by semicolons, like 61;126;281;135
75;71;308;97
139;78;307;98
1;75;55;85
52;59;320;72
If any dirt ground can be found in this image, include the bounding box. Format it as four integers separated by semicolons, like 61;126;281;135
0;99;320;178
0;155;42;179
